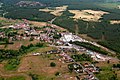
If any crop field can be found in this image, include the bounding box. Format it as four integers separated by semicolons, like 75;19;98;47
39;5;68;16
69;10;109;22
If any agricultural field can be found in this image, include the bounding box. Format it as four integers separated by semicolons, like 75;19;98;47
39;5;68;16
69;10;109;22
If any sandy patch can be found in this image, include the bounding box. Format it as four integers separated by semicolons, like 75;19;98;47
39;5;68;16
29;21;47;27
110;20;120;24
69;10;109;22
29;21;67;31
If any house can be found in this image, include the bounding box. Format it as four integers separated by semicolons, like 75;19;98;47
84;63;99;73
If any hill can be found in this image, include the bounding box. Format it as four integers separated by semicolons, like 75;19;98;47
0;0;120;54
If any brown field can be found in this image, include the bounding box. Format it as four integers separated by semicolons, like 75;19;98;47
110;20;120;24
69;10;109;22
0;17;22;27
18;54;75;80
28;21;47;27
0;51;76;80
29;20;67;31
116;71;120;79
39;6;68;16
5;40;40;50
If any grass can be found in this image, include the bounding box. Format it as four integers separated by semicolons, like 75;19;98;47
0;76;25;80
0;77;4;80
4;59;20;71
30;74;54;80
38;75;54;80
6;76;25;80
96;71;116;80
95;63;118;80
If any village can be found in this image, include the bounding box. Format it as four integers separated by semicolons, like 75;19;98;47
0;18;120;80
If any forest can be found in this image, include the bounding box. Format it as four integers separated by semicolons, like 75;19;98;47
0;0;120;54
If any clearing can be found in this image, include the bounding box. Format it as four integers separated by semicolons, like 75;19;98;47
110;20;120;24
39;5;68;16
69;10;109;22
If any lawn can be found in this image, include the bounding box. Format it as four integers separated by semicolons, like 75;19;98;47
0;76;25;80
4;59;20;71
0;77;4;80
96;71;117;80
6;76;25;80
95;62;118;80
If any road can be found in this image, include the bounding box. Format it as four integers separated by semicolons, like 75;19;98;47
3;12;8;17
49;17;57;24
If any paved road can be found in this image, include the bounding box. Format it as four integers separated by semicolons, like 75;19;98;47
49;17;57;24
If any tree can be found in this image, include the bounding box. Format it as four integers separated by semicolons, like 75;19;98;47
55;72;60;76
68;64;74;72
29;37;34;41
35;43;43;47
53;33;62;39
50;62;56;67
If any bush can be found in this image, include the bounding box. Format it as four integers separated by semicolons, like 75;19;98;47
71;41;108;55
55;72;60;76
71;54;92;62
50;62;56;67
5;58;20;70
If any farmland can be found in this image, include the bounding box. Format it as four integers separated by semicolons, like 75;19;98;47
68;10;109;22
39;5;68;16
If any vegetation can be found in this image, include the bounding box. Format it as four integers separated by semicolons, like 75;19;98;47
6;76;25;80
95;65;118;80
1;0;120;54
29;74;39;80
0;77;4;80
55;72;60;76
0;43;44;61
29;74;54;80
71;54;92;62
70;41;109;55
96;71;117;80
4;58;20;70
0;76;25;80
4;8;55;22
68;64;74;72
53;33;62;39
50;62;56;67
113;64;120;68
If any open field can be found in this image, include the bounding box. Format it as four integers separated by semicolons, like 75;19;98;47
69;10;109;22
110;20;120;24
95;61;120;80
39;6;68;16
0;52;76;80
29;21;47;27
4;40;40;50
